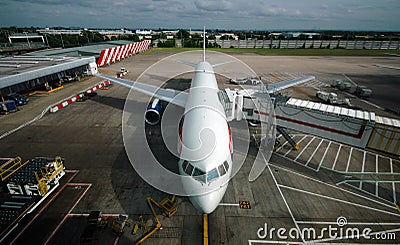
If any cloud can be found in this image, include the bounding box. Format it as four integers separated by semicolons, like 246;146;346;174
10;0;67;5
260;6;302;17
320;4;329;10
194;0;232;12
0;0;399;30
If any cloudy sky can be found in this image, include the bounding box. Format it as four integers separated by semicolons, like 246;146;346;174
0;0;399;31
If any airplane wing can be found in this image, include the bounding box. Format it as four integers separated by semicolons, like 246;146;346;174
263;76;315;93
95;74;188;107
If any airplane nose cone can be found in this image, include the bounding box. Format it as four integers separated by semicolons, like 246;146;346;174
189;190;222;214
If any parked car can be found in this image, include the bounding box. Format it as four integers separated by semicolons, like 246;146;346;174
6;93;28;105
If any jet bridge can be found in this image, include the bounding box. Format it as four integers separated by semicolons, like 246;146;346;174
221;89;399;156
271;97;375;149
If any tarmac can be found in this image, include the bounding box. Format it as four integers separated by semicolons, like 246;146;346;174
0;51;399;244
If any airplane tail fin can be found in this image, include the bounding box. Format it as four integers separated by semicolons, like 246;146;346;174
177;27;236;68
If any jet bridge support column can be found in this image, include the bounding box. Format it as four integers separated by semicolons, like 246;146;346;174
277;126;299;150
236;95;243;121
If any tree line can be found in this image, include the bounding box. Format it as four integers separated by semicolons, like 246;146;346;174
0;27;141;48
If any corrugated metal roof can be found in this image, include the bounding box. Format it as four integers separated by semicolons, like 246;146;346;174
370;112;376;122
0;56;95;89
285;97;377;122
375;115;400;128
340;108;349;117
333;107;341;114
319;103;328;112
348;109;356;118
327;105;335;113
27;41;135;58
355;110;363;119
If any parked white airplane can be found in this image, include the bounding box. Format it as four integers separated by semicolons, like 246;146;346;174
96;33;314;214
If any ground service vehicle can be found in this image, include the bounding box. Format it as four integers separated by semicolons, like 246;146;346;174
355;85;372;99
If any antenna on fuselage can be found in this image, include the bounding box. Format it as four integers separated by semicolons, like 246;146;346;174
203;26;206;62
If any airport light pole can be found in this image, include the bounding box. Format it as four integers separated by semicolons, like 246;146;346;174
24;32;31;48
44;34;49;47
60;34;64;48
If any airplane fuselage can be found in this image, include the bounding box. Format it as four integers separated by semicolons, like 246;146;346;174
178;61;233;214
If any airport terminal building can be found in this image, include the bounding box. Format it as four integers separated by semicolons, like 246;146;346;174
0;40;150;97
0;56;97;96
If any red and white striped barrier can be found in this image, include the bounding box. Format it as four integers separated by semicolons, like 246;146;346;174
49;81;110;113
97;40;151;67
49;71;128;113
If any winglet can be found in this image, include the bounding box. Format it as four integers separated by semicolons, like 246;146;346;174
203;26;206;62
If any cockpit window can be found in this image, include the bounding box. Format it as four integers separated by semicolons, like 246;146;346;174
182;161;188;171
218;164;226;176
193;167;205;176
193;168;206;183
223;161;229;172
184;162;194;175
183;161;230;184
207;168;219;182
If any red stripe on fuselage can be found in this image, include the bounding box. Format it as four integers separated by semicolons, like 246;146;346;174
227;121;233;154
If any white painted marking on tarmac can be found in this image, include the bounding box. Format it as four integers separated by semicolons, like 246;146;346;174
278;184;400;217
219;203;239;206
10;173;78;244
361;98;383;109
269;163;398;211
305;139;324;166
266;165;305;243
44;184;92;245
113;236;120;245
68;213;127;218
317;141;331;171
344;91;357;98
332;144;342;170
342;73;357;87
390;158;393;174
275;134;302;153
345;147;353;172
283;135;307;157
276;140;289;152
374;64;400;70
294;136;315;161
391;159;397;204
0;83;108;140
360;151;366;189
375;155;379;196
64;170;79;173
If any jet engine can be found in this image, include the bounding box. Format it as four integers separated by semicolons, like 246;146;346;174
145;99;162;125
